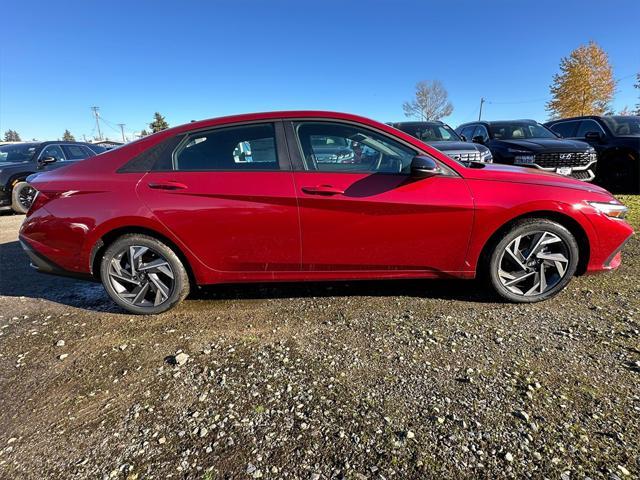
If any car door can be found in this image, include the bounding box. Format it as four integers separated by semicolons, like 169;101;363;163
285;120;474;274
137;121;301;274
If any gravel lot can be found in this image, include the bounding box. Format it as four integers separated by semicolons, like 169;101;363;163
1;197;639;479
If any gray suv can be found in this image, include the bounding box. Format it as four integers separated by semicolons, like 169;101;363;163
388;121;493;164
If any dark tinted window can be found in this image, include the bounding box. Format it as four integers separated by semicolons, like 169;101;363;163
473;125;490;142
548;121;578;138
40;144;65;162
174;123;279;171
295;122;416;173
0;143;38;163
459;126;476;141
601;116;640;135
62;144;92;160
401;124;460;142
575;120;605;138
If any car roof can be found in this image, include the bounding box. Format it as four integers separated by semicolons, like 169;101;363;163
544;115;603;124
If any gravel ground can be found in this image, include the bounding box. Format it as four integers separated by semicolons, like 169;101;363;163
0;197;639;479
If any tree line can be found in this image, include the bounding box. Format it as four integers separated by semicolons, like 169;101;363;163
3;112;171;143
403;41;639;121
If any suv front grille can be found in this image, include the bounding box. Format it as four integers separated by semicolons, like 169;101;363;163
534;151;593;168
446;151;481;163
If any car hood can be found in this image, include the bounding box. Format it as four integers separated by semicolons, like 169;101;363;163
462;162;610;194
495;138;591;152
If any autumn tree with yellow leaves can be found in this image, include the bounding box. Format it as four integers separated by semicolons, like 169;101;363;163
546;41;616;119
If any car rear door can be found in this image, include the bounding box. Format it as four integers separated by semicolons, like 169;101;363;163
285;120;474;275
137;121;301;275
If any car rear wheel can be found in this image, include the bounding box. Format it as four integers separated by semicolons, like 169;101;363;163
487;219;579;303
11;181;37;214
100;234;190;314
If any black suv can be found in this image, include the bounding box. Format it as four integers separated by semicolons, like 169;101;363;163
544;115;640;193
456;120;597;182
389;121;493;164
0;141;102;213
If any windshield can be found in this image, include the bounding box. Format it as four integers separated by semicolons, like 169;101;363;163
401;123;461;142
0;143;38;163
489;122;557;140
601;116;640;136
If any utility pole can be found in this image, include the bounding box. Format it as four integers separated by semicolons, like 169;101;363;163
478;97;485;121
117;123;126;143
91;106;103;141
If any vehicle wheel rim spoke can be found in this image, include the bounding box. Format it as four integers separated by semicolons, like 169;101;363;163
107;245;174;309
497;230;570;297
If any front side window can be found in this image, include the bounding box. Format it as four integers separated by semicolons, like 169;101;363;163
459;125;476;141
40;145;65;162
473;125;490;142
601;116;640;136
575;120;605;138
174;123;279;171
62;144;92;160
295;122;416;173
549;121;578;138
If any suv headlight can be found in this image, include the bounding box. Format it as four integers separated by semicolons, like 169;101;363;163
587;201;628;219
480;149;493;162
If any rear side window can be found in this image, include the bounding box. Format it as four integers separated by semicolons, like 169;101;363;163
174;123;279;171
549;121;578;138
62;144;92;160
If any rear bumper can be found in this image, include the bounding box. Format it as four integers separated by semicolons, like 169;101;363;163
19;236;95;281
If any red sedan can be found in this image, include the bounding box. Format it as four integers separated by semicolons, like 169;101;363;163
21;111;633;314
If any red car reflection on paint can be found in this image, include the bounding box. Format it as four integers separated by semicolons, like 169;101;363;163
21;111;633;314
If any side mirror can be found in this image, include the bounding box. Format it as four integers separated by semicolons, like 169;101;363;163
584;131;602;142
471;135;485;145
39;156;57;165
410;155;441;179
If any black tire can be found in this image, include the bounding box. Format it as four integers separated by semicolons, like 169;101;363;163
11;181;36;214
100;234;190;314
487;219;579;303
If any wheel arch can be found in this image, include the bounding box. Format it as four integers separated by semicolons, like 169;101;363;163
90;225;198;286
477;210;590;277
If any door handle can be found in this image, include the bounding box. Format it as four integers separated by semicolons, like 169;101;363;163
147;181;188;191
301;185;345;195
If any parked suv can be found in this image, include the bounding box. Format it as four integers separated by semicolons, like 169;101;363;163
0;141;101;213
545;116;640;193
456;120;597;182
389;121;492;164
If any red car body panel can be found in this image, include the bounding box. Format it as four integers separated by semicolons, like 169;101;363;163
20;111;634;287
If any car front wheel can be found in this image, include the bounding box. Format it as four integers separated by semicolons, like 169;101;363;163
488;219;579;303
100;234;190;314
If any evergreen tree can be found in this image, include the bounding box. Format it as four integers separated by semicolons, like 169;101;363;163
3;130;21;142
62;129;75;141
149;112;169;133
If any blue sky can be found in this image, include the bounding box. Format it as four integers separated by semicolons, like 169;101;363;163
1;0;638;141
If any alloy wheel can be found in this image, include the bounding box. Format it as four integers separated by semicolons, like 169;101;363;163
107;245;175;308
18;185;37;210
497;230;570;297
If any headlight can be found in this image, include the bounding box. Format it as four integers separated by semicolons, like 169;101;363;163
480;149;493;162
587;201;628;219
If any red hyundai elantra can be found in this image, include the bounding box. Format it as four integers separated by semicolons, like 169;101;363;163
20;111;633;314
